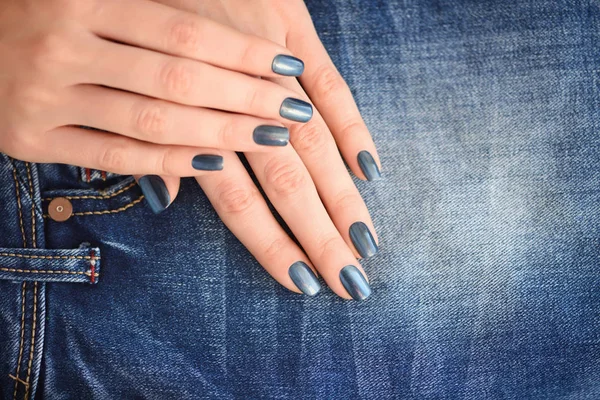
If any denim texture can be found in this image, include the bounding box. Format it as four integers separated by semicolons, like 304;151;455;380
1;0;600;399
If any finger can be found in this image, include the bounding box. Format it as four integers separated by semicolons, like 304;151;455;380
88;0;305;78
67;85;290;151
245;147;372;300
196;152;322;297
86;39;313;123
134;175;180;214
34;126;224;176
271;77;379;261
286;7;382;181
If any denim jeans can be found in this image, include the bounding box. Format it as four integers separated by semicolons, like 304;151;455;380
1;0;599;399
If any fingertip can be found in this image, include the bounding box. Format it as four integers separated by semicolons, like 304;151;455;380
136;175;179;214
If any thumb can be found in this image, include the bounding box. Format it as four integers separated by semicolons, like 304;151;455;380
135;175;180;214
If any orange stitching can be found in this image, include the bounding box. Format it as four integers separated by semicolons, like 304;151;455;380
12;282;26;400
42;181;137;201
0;267;98;276
11;164;27;248
8;374;29;387
0;253;92;260
42;195;145;218
24;282;37;400
25;163;36;248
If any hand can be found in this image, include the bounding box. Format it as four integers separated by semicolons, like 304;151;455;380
0;0;312;182
153;0;382;300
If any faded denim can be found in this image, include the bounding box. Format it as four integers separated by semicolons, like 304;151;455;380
1;0;600;399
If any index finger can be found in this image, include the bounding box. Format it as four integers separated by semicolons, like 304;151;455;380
87;0;305;78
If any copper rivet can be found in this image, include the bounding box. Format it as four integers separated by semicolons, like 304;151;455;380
48;197;73;222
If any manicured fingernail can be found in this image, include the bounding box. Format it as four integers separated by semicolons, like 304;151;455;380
288;261;321;296
272;54;305;77
192;154;223;171
253;125;289;146
340;265;372;301
280;98;313;123
138;175;170;214
349;222;378;258
357;150;382;181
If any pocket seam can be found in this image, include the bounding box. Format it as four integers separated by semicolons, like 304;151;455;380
42;181;138;201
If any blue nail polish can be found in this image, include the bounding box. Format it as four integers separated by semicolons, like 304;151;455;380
279;98;313;123
253;125;289;147
191;154;223;171
340;265;372;301
138;175;170;214
288;261;321;296
272;54;305;77
349;222;378;258
357;150;382;181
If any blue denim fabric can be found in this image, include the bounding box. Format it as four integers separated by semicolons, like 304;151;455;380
1;0;600;399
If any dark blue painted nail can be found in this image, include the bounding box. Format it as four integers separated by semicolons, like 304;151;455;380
288;261;321;296
357;150;381;181
340;265;372;301
280;98;313;123
272;54;305;77
138;175;170;214
349;222;378;258
192;154;223;171
253;125;289;146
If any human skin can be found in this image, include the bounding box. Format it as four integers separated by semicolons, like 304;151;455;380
0;0;381;300
151;0;382;300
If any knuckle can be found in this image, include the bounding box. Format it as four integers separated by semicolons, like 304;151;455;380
30;31;71;70
337;119;365;143
159;60;193;98
317;235;344;262
97;144;129;173
132;102;169;142
216;180;258;215
216;119;238;149
291;122;327;153
263;158;306;197
158;147;179;176
243;88;260;112
312;65;347;97
334;190;363;213
168;17;202;52
262;237;287;260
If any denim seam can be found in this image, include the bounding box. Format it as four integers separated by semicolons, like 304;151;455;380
23;282;37;400
42;181;138;201
42;195;145;218
0;253;94;260
25;163;37;248
0;267;97;277
11;282;27;400
11;162;27;248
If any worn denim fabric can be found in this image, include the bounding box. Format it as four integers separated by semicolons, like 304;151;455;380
1;0;600;399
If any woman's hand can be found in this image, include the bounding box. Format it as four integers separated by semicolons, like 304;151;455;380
155;0;382;300
0;0;311;180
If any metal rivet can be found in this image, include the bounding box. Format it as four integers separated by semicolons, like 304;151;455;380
48;197;73;222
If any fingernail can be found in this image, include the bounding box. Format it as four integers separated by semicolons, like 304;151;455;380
340;265;372;301
192;154;223;171
349;222;378;258
253;125;289;147
138;175;171;214
288;261;321;296
280;98;313;123
357;150;382;181
272;54;305;77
